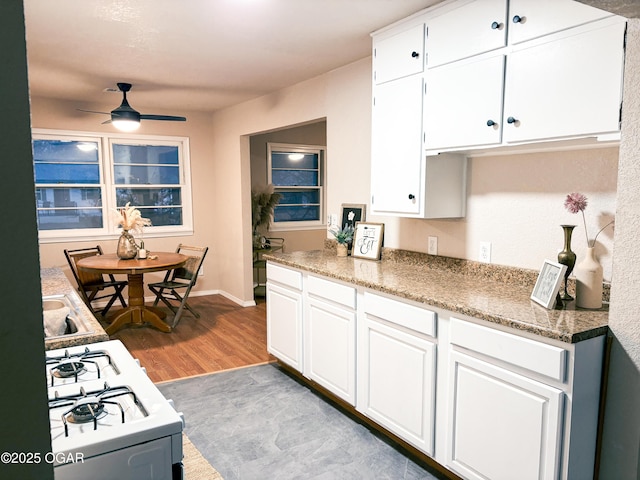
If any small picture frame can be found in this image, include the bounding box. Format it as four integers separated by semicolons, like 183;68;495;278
340;203;366;229
352;222;384;260
531;260;567;309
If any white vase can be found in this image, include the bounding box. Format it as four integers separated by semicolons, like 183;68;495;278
574;247;603;309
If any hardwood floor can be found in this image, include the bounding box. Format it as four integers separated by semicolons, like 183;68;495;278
108;294;274;383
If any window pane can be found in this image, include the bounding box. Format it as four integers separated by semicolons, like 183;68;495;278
116;188;182;208
36;209;103;230
271;152;318;169
272;170;318;187
34;164;100;184
113;144;179;165
113;165;179;184
33;139;100;184
274;205;320;222
36;187;102;209
144;207;183;226
278;190;320;205
33;139;99;163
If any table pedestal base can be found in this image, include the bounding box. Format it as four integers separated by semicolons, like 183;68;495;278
105;272;172;335
105;305;171;335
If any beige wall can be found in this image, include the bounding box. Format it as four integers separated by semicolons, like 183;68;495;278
30;97;221;296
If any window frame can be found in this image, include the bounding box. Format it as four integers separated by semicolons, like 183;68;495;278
267;142;326;231
33;129;193;243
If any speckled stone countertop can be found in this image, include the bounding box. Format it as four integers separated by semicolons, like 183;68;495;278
264;247;609;344
41;267;109;350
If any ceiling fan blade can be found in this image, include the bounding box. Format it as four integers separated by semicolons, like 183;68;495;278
140;114;187;122
101;119;113;125
77;108;110;115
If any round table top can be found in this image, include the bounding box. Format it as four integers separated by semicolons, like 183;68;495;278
76;252;188;275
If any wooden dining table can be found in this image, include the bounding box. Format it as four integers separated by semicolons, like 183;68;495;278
77;252;187;335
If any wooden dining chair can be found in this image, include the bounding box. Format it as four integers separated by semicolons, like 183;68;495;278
149;244;209;328
64;246;127;317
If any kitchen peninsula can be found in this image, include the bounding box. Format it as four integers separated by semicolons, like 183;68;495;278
265;247;608;480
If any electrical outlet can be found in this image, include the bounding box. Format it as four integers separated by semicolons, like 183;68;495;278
479;242;491;263
329;213;338;228
198;266;204;276
428;236;438;255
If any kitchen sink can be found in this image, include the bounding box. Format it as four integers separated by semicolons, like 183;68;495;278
42;294;94;339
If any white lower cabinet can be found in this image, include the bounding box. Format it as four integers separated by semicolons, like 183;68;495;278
357;296;437;455
304;275;357;405
447;351;563;480
266;264;303;372
266;262;605;480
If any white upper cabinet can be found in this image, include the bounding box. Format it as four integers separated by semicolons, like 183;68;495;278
508;0;612;45
503;18;626;143
371;74;425;216
426;0;507;68
374;24;425;84
424;54;506;150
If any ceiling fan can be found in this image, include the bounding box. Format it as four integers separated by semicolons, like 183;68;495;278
79;82;186;131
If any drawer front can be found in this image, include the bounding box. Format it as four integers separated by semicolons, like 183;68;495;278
364;292;436;337
266;263;302;290
307;275;356;309
450;318;568;382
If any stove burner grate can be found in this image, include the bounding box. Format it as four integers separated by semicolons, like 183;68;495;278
46;347;116;386
49;382;140;437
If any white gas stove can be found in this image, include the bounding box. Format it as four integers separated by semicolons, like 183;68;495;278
46;340;184;480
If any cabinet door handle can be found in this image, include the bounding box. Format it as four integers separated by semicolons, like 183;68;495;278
491;21;503;30
411;51;419;58
507;116;518;124
513;15;523;23
408;194;415;200
486;119;497;127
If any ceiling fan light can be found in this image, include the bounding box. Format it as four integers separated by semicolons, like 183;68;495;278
112;118;141;132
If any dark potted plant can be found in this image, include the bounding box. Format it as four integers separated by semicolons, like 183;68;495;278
251;184;281;249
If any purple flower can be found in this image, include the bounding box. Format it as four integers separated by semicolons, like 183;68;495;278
563;192;614;247
564;193;588;214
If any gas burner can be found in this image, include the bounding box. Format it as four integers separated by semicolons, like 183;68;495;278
54;360;87;379
68;395;106;423
46;347;117;386
49;382;142;437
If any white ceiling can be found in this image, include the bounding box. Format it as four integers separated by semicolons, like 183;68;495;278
23;0;441;116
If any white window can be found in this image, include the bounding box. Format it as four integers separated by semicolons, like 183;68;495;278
32;129;193;242
267;143;325;230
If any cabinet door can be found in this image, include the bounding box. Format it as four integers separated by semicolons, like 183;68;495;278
266;283;303;372
508;0;612;45
304;296;356;405
424;54;505;151
358;317;436;455
503;18;625;144
447;351;563;480
371;74;423;216
374;23;425;84
426;0;507;67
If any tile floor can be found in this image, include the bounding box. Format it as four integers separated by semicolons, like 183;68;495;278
158;363;445;480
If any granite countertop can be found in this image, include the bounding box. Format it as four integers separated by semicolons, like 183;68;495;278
41;267;109;350
264;248;609;344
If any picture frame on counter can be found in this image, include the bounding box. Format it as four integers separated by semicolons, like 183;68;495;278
531;259;567;309
340;203;366;229
352;222;384;260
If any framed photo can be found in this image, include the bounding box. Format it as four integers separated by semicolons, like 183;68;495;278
352;222;384;260
340;203;366;230
531;260;567;309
